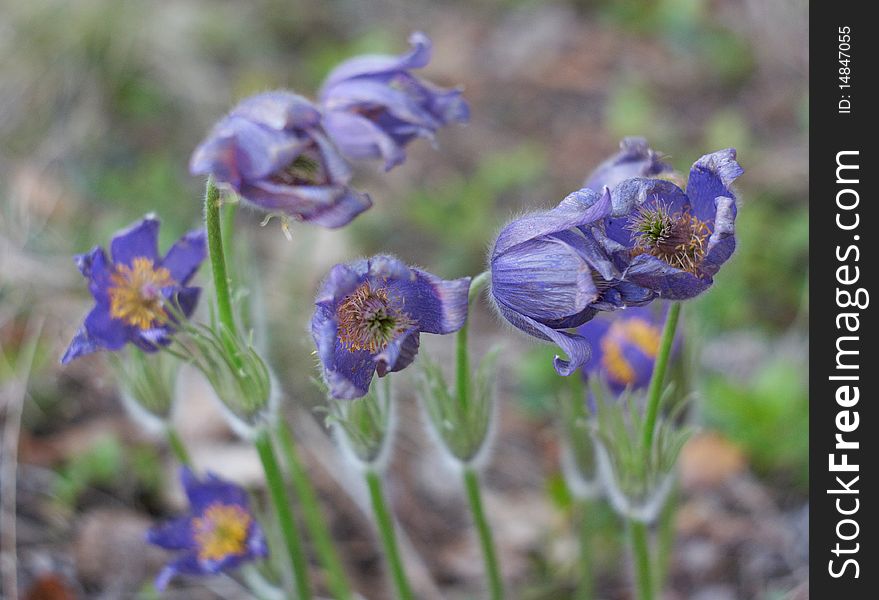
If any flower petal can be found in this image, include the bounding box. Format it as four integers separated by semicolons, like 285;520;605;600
146;516;195;551
492;236;598;322
495;301;592;376
374;328;420;376
229;91;321;131
701;195;737;276
323;110;406;171
321;32;433;92
492;188;610;259
584;137;671;193
110;216;160;266
240;180;372;228
625;254;712;300
155;553;205;591
161;229;206;284
181;467;249;513
686;148;743;224
311;304;376;400
385;268;471;335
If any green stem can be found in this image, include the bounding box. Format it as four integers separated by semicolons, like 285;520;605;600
221;200;238;290
254;430;311;600
639;302;681;466
654;482;679;594
575;500;594;600
455;271;490;413
165;426;192;467
463;467;503;600
629;522;652;600
365;469;414;600
203;177;236;334
276;421;353;600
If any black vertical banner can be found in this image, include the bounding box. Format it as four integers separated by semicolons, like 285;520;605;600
810;2;877;597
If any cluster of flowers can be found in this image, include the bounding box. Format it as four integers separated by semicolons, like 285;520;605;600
60;29;742;591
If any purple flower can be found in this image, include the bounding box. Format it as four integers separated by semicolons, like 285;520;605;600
147;467;268;590
578;305;675;394
583;137;672;193
61;217;205;364
489;189;655;376
319;32;469;171
312;255;470;399
603;149;743;300
190;91;371;228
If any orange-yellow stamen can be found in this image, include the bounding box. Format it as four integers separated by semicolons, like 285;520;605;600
336;281;415;353
108;257;175;330
192;503;251;562
600;318;662;385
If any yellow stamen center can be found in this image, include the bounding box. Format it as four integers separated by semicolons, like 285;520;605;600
600;318;662;386
108;257;175;330
192;503;251;562
336;281;415;353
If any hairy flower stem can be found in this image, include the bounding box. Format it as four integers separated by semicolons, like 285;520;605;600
165;426;192;467
203;177;236;336
639;302;681;466
463;467;504;600
455;271;490;412
276;420;353;600
626;302;681;600
254;430;312;600
365;469;414;600
576;499;595;600
630;521;653;600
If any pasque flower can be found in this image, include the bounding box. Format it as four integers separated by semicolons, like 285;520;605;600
61;216;205;364
583;137;672;193
190;91;372;228
489;188;655;376
147;467;268;590
319;32;469;171
578;305;674;393
603;148;743;299
312;255;470;399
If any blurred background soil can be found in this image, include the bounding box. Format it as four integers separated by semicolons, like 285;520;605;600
1;0;808;598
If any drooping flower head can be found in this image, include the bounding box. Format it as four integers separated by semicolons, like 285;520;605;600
583;137;672;193
578;305;677;394
489;188;655;376
319;32;469;171
603;149;743;299
147;467;268;590
190;91;372;228
61;217;205;364
312;255;470;399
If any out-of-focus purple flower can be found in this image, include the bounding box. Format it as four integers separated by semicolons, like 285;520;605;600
319;32;469;171
312;255;470;399
147;467;268;590
61;217;205;364
603;149;743;300
578;305;675;394
583;137;672;193
190;91;371;228
489;189;655;376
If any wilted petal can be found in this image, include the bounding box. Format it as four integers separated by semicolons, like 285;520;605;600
686;148;743;223
496;302;592;376
701;195;737;276
375;328;420;376
625;254;712;300
321;31;433;91
584;137;671;192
